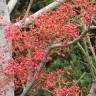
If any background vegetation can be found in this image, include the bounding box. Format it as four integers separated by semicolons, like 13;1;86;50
7;0;96;96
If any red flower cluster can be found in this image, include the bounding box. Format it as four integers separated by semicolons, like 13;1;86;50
32;69;80;96
1;0;95;95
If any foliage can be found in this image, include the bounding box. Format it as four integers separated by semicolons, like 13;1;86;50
0;0;96;96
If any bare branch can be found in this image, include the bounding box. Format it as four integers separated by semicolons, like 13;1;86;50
7;0;17;14
24;0;34;18
15;0;67;26
22;0;34;25
20;49;49;96
32;0;67;19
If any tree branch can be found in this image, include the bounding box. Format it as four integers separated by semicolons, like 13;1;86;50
7;0;17;14
24;0;34;18
20;19;93;96
31;0;67;19
15;0;67;26
22;0;34;25
88;79;96;96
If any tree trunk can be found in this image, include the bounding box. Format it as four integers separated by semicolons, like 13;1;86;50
0;1;14;96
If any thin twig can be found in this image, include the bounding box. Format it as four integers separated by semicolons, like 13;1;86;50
76;72;86;83
24;0;34;18
22;0;34;24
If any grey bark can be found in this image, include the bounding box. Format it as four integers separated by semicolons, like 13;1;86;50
0;1;14;96
15;0;67;25
7;0;17;14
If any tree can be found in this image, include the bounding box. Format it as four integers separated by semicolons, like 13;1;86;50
0;0;14;96
0;0;96;96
